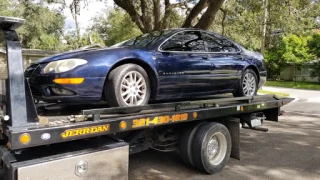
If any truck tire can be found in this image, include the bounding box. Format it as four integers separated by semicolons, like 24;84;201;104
179;122;207;167
191;122;231;174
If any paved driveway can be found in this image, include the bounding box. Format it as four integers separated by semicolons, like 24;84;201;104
262;86;320;114
129;87;320;180
129;114;320;180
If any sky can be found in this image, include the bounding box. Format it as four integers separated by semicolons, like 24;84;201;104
56;0;114;34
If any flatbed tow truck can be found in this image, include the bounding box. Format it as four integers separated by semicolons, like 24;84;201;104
0;16;294;180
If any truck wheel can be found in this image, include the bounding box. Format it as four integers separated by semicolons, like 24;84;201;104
179;122;206;167
105;63;151;107
191;122;231;174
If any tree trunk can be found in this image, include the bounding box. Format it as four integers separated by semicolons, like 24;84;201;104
114;0;147;33
182;0;208;28
70;0;80;40
114;0;225;32
152;0;161;31
220;8;227;36
194;0;225;30
261;0;268;54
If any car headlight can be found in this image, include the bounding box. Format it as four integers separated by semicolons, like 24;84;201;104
43;59;87;73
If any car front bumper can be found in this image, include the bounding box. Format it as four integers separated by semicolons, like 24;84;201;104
258;71;267;88
26;64;106;102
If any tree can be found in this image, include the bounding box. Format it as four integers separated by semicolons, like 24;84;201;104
208;0;320;52
18;1;65;50
113;0;226;33
91;9;142;46
0;0;65;50
46;0;92;39
308;33;320;82
308;33;320;58
264;34;315;78
310;61;320;82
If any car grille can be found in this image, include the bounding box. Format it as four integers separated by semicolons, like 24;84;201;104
30;86;42;97
25;64;39;78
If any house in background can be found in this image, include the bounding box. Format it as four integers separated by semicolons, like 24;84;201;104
0;48;59;79
280;60;319;82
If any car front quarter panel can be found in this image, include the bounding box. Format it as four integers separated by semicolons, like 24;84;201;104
33;48;158;101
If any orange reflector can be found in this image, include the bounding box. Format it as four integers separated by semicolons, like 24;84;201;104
54;78;84;84
6;142;11;148
120;121;127;129
240;106;244;111
19;133;31;145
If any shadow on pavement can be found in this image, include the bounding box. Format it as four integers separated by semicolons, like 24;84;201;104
129;113;320;180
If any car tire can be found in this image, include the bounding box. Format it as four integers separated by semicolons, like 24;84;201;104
191;122;231;174
105;63;151;107
233;68;258;97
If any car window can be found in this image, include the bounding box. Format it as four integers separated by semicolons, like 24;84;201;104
112;30;170;48
160;31;206;52
201;32;240;53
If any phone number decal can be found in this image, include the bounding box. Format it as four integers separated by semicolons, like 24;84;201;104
132;112;197;128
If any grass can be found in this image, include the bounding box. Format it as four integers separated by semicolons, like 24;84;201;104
265;80;320;90
258;89;290;97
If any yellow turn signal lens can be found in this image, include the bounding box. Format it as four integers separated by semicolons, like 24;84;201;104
19;133;31;145
120;121;127;129
54;78;84;85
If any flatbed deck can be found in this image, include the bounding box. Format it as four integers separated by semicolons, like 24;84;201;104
5;95;293;150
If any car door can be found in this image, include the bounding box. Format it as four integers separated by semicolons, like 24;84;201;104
156;31;213;98
201;32;246;90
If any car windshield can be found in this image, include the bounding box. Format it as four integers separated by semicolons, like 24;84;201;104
112;30;170;48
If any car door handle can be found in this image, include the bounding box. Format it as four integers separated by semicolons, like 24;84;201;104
202;55;209;60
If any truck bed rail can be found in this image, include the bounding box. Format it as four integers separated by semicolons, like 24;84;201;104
4;95;293;150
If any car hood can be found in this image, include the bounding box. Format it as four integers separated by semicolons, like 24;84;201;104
242;49;264;60
35;46;138;64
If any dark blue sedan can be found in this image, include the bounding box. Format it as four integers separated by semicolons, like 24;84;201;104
25;28;266;107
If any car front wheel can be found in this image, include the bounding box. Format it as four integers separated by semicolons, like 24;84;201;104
233;69;258;97
105;64;151;107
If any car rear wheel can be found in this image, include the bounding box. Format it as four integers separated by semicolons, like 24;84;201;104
233;69;258;97
105;64;151;107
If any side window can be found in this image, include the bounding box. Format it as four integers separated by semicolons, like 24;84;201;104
161;31;206;52
202;33;240;53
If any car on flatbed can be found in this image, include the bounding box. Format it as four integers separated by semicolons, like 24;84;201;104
25;28;267;107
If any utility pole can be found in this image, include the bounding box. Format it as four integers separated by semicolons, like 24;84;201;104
261;0;268;54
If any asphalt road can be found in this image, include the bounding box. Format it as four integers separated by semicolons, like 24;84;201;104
129;87;320;180
262;86;320;115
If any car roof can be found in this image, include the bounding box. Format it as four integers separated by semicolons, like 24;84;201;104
164;28;204;33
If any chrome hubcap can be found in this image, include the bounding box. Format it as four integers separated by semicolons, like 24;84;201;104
120;71;147;106
208;136;219;158
243;73;256;96
207;132;227;165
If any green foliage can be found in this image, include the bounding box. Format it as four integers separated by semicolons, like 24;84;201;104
210;0;320;52
310;61;320;82
0;0;65;50
265;80;320;90
264;34;315;77
211;0;262;51
0;0;15;16
91;9;142;46
279;34;314;64
308;33;320;58
18;2;65;50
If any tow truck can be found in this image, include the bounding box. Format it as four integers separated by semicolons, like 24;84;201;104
0;16;293;180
